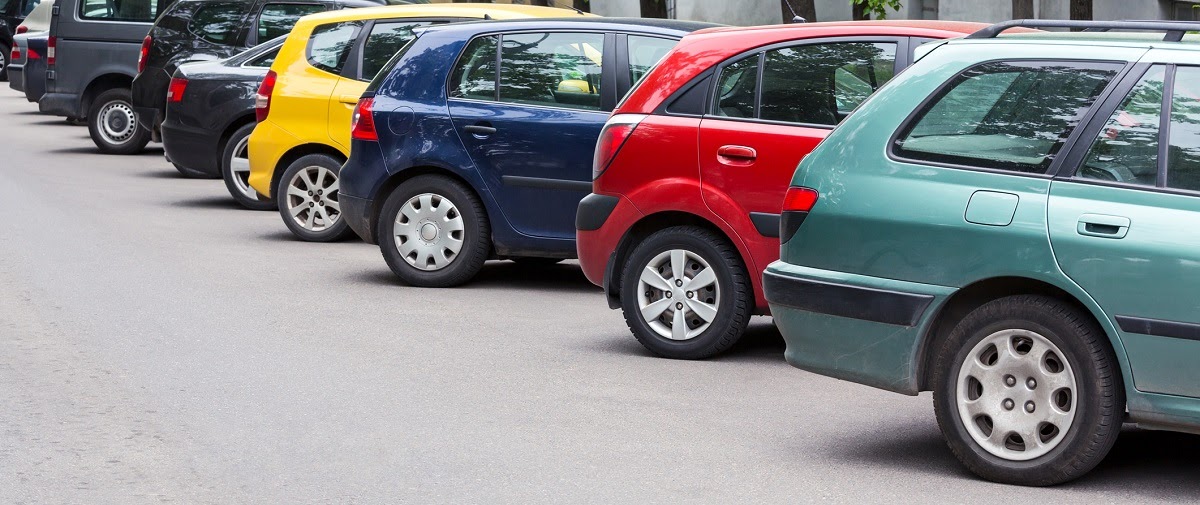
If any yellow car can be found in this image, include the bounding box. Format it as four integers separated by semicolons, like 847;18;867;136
247;3;588;241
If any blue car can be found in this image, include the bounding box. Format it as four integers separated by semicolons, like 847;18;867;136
340;18;716;287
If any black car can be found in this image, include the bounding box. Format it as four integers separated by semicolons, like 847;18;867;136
0;0;39;81
161;37;282;209
132;0;396;155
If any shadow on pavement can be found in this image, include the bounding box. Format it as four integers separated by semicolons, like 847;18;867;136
171;196;248;210
350;260;599;294
586;318;784;362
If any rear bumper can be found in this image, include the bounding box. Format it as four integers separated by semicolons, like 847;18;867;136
161;119;222;178
340;193;375;244
763;261;953;395
8;64;24;92
132;69;168;132
39;92;82;118
246;119;299;198
575;192;641;308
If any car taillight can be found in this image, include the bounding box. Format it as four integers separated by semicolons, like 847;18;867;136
46;36;55;65
27;48;40;60
167;77;188;103
16;25;27;34
137;36;152;73
592;114;645;180
255;70;277;122
10;46;18;62
350;96;378;141
782;187;819;212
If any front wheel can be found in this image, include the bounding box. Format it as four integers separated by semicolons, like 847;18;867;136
933;295;1123;486
276;154;352;242
222;123;274;210
377;175;490;287
87;88;151;155
619;226;751;359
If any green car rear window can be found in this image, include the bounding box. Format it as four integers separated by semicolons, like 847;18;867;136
894;60;1122;174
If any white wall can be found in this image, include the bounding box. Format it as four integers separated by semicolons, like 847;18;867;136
590;0;641;18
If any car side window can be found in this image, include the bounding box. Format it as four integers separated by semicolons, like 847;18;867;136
714;55;757;118
895;61;1121;174
627;35;675;86
1167;66;1200;192
258;3;326;42
246;45;281;68
449;35;498;100
80;0;158;21
189;2;246;45
360;21;428;82
499;31;604;111
760;42;897;125
1078;65;1165;186
307;21;361;75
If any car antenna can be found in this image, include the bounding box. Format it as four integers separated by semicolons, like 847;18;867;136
484;13;491;20
782;0;806;22
552;0;586;15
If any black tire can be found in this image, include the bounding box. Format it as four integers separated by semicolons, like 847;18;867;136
221;123;274;210
0;44;10;82
87;88;151;155
510;257;563;267
276;154;353;242
377;175;490;287
932;295;1123;486
619;226;751;360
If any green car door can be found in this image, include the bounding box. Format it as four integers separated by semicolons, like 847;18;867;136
1048;52;1200;398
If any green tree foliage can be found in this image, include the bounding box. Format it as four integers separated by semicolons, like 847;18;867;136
851;0;901;19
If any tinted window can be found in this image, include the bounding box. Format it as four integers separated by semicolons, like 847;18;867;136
499;32;604;111
307;21;360;75
246;45;281;67
895;61;1120;174
1168;66;1200;192
1079;65;1164;186
80;0;160;21
189;2;245;45
449;35;498;100
627;35;675;85
360;22;426;81
760;42;896;125
714;55;757;118
258;3;326;42
18;0;38;16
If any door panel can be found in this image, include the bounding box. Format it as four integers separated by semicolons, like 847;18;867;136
327;77;365;151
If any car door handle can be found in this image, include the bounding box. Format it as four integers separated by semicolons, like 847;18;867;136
1077;213;1130;239
717;145;756;166
464;124;496;136
338;94;360;105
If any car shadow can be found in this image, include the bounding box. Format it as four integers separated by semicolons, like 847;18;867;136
350;260;600;294
587;317;785;362
171;196;247;210
827;419;1200;500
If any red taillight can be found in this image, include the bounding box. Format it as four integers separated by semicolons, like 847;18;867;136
10;46;18;62
46;36;55;66
167;77;188;103
27;48;40;60
592;114;645;180
255;70;277;122
350;96;378;141
16;25;27;34
782;187;819;212
137;36;151;73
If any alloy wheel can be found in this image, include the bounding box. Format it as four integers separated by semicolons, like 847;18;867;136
285;165;340;231
392;193;464;271
227;135;260;201
637;249;720;341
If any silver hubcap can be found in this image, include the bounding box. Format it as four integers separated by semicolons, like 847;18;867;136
393;193;464;271
956;329;1077;461
228;136;261;201
98;101;137;145
285;166;339;231
637;249;720;341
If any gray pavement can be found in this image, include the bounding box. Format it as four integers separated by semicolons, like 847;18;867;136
0;88;1197;504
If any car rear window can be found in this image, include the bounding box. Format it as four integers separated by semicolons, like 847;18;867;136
307;20;361;75
188;2;245;45
894;60;1122;174
79;0;165;22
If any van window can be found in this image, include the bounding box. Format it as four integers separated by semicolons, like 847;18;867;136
894;61;1121;174
80;0;160;21
258;3;326;42
499;32;604;111
188;2;245;45
306;21;361;75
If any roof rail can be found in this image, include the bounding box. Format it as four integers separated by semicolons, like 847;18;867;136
966;19;1200;42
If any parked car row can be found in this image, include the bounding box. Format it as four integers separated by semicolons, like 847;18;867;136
8;0;1199;487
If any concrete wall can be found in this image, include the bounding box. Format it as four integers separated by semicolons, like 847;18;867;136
677;0;780;25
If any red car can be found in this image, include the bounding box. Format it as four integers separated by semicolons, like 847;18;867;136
577;21;984;359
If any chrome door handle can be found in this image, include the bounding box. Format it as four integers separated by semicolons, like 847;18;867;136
1077;213;1130;239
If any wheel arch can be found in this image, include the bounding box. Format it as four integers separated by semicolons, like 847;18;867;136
915;276;1119;392
82;73;135;115
270;143;347;195
218;114;257;155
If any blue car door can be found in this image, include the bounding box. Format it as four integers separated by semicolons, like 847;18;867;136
446;31;611;241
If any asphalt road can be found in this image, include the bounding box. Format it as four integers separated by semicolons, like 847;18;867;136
0;88;1197;504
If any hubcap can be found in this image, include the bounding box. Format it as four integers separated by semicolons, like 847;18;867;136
97;101;137;145
285;166;340;231
393;193;464;271
228;136;261;201
956;329;1077;461
637;249;720;341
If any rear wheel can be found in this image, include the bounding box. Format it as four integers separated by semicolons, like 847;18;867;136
377;175;490;287
87;88;151;155
619;226;751;359
0;44;10;82
222;123;274;210
933;295;1123;486
276;154;352;242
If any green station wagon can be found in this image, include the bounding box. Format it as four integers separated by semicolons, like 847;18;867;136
763;20;1200;486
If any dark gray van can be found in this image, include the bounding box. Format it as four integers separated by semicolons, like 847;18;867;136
39;0;175;154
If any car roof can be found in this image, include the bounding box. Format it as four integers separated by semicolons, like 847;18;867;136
941;19;1200;53
292;3;583;27
694;20;988;38
416;17;722;37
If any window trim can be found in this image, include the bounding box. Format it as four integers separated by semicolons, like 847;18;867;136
886;58;1132;179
